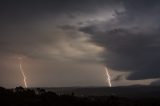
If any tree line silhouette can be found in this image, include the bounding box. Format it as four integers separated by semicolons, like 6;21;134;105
0;86;160;106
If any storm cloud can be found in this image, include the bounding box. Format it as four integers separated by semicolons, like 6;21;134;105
0;0;159;87
80;0;160;80
150;79;160;86
0;0;107;62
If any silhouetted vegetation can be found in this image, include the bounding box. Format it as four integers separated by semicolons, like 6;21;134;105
0;86;160;106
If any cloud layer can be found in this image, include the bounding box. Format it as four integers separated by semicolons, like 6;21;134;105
80;0;160;80
0;0;159;87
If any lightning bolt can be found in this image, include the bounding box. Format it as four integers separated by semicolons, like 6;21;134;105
105;67;112;87
18;57;28;88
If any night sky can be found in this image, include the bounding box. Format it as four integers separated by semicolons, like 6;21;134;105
0;0;160;88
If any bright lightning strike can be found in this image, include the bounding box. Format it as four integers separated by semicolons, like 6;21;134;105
105;67;112;87
18;57;28;88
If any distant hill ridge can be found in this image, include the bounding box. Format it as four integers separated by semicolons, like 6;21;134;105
43;85;160;98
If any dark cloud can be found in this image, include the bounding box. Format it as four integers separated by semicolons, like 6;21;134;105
150;79;160;86
0;0;120;22
0;0;158;87
0;0;113;61
58;25;77;31
112;74;124;81
80;0;160;80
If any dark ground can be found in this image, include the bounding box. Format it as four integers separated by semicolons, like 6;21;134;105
45;85;160;97
1;86;160;106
